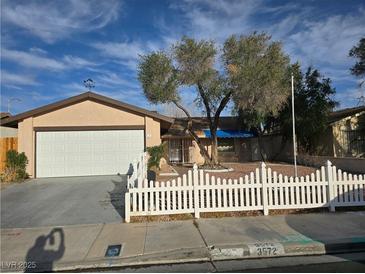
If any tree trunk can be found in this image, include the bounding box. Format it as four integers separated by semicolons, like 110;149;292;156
172;100;213;166
186;127;213;166
210;129;219;166
257;130;268;162
173;88;232;168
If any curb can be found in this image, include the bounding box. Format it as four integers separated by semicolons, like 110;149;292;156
209;239;365;261
3;240;365;272
1;247;211;273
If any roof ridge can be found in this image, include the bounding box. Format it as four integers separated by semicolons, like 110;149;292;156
1;91;173;126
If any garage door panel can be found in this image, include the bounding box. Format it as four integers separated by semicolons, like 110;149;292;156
36;130;144;178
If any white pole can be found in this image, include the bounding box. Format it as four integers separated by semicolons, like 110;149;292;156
291;73;298;177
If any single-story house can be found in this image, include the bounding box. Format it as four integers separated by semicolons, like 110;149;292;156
3;91;362;178
0;92;257;177
1;92;173;178
161;117;255;165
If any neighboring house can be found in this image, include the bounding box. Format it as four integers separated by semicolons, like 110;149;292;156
275;105;365;160
328;105;365;158
0;112;18;137
162;117;255;165
0;92;173;178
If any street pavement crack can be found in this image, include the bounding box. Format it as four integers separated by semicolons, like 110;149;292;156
142;221;148;255
83;224;105;260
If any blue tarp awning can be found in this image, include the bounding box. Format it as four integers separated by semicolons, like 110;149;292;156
203;129;255;138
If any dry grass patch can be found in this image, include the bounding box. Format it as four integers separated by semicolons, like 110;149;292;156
130;213;193;223
156;162;318;182
127;208;334;223
200;211;263;218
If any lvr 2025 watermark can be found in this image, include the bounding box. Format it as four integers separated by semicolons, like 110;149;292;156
1;261;36;270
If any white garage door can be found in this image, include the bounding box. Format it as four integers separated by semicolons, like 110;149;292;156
36;130;144;178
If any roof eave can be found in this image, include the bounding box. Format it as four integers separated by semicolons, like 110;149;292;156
0;92;174;126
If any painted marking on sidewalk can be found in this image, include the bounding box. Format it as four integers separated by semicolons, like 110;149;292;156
211;247;246;257
247;242;285;257
282;234;315;244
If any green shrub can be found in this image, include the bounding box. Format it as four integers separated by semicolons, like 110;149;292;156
147;144;165;170
2;150;28;182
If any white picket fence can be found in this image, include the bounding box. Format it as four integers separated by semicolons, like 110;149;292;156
127;152;148;189
124;161;365;222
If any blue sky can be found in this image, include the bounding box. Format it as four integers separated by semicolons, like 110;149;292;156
1;0;365;116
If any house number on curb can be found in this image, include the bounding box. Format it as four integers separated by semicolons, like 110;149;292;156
247;243;285;257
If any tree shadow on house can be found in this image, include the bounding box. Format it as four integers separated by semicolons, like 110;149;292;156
109;174;127;219
25;228;65;272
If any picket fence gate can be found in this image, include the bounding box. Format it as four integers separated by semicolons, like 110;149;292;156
124;161;365;222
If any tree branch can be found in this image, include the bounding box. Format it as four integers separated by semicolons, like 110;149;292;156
197;83;213;125
213;91;232;128
173;100;192;119
172;100;212;164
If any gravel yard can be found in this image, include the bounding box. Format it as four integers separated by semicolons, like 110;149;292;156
156;162;317;182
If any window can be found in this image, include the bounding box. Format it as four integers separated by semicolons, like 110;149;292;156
218;138;234;152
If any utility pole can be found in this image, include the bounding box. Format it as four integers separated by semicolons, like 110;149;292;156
291;73;298;177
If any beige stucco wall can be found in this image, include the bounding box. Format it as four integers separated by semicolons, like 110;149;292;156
17;100;162;177
33;100;145;126
145;116;161;147
18;117;35;176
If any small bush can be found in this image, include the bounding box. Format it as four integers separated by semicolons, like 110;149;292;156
1;150;29;182
147;144;164;170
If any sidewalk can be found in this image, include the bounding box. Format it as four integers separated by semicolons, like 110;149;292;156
1;211;365;272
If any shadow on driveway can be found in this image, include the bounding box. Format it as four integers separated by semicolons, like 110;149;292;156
109;175;127;218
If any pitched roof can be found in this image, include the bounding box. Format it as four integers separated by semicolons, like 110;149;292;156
0;92;174;127
328;105;365;123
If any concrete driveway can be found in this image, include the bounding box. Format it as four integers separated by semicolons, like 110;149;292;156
1;175;127;228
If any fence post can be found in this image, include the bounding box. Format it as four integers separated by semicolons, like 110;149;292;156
125;192;130;223
140;154;144;181
127;175;131;189
261;162;269;216
193;164;200;218
143;152;147;179
326;160;335;212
